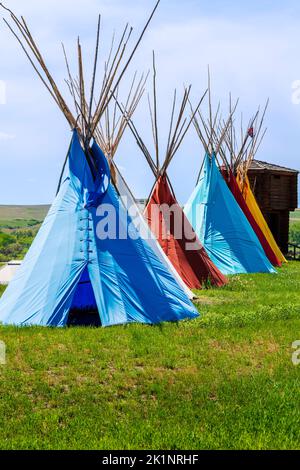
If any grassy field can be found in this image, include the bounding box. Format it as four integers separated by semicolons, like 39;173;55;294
0;205;49;222
0;231;38;262
0;219;41;230
290;209;300;219
0;262;300;450
290;211;300;245
0;206;48;261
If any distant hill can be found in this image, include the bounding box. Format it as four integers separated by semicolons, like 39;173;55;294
0;205;49;224
0;205;49;261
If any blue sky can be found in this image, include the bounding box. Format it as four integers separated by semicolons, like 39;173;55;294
0;0;299;205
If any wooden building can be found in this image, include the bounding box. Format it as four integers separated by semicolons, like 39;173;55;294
248;160;299;253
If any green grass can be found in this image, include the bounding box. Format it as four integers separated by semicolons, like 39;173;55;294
0;205;49;222
0;263;300;450
290;209;300;220
290;209;300;225
0;206;46;261
289;222;300;245
0;230;37;262
0;206;47;261
0;219;41;230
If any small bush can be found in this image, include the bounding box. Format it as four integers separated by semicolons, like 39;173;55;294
0;229;36;261
289;221;300;244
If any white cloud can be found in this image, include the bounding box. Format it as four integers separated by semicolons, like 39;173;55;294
0;132;16;140
0;0;299;204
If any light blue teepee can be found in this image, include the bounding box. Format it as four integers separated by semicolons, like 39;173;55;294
184;154;276;275
0;131;199;327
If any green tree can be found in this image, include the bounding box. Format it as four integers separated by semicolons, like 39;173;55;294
289;222;300;244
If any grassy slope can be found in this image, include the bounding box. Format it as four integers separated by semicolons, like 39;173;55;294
0;263;300;450
0;205;49;222
0;206;46;261
289;211;300;245
0;220;41;229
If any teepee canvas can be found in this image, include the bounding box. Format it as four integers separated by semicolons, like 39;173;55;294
0;4;199;326
221;167;282;267
125;54;227;289
236;173;287;264
222;103;286;265
184;83;276;275
112;163;195;299
185;153;276;275
144;173;227;289
88;74;195;300
0;132;198;326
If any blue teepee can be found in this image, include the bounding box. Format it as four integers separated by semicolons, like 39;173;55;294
0;131;199;327
184;154;276;275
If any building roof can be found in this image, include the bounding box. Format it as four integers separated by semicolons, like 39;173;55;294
249;160;299;174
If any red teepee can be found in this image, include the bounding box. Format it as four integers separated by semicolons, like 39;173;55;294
221;168;281;267
144;174;227;289
125;52;227;289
